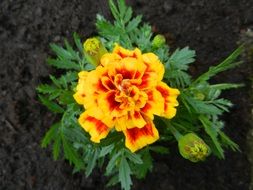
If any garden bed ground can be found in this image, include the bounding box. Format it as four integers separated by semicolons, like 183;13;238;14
0;0;252;189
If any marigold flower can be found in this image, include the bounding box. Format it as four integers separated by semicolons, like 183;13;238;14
74;44;180;152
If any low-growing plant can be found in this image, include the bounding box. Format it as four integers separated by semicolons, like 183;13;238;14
37;0;243;189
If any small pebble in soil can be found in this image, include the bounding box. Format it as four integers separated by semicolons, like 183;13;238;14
163;1;173;13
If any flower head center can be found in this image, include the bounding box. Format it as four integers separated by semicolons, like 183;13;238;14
186;141;209;161
113;78;145;110
118;79;131;93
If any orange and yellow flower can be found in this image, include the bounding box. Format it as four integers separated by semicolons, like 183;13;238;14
74;44;180;152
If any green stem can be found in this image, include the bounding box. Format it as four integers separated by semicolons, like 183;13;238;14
162;119;182;141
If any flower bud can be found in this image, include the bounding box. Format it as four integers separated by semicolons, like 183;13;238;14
152;34;166;49
194;92;205;101
178;133;210;162
83;37;108;66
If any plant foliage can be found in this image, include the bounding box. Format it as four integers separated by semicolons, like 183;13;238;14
37;0;243;189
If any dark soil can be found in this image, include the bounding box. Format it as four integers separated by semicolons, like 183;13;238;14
0;0;252;189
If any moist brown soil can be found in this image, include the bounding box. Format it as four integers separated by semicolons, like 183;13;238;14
0;0;252;189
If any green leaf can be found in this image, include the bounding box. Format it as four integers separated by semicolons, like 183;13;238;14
134;149;153;179
130;24;152;51
58;91;75;105
106;151;121;175
210;99;233;112
99;144;115;157
49;72;77;89
193;46;243;84
96;17;122;41
62;136;84;169
47;58;80;70
199;115;224;158
62;126;88;143
41;122;60;148
126;15;142;32
53;135;62;160
154;47;169;62
123;7;133;23
119;157;132;190
164;47;195;87
106;174;119;187
48;90;62;100
101;132;123;146
149;146;169;154
125;149;143;164
49;75;61;88
180;93;222;115
118;0;127;19
37;84;59;94
210;83;244;90
164;69;191;88
84;62;96;70
85;149;99;177
73;32;83;54
166;47;195;70
219;131;240;152
38;95;64;113
64;39;78;60
61;109;78;127
109;0;120;21
50;43;73;60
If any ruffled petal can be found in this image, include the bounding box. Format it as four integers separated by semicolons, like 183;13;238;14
156;82;180;119
123;121;159;152
100;90;119;112
74;69;107;110
73;71;88;104
113;44;144;62
98;90;128;117
115;111;146;131
138;71;158;90
85;107;115;128
89;66;108;93
113;44;136;58
101;76;116;90
107;57;146;81
141;89;164;119
78;66;109;109
78;112;110;143
142;53;165;81
100;53;121;67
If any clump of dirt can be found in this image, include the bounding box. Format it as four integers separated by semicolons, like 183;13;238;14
0;0;252;189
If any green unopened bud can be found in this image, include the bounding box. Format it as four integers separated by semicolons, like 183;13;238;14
83;37;107;66
194;92;205;100
178;133;211;162
152;34;166;49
